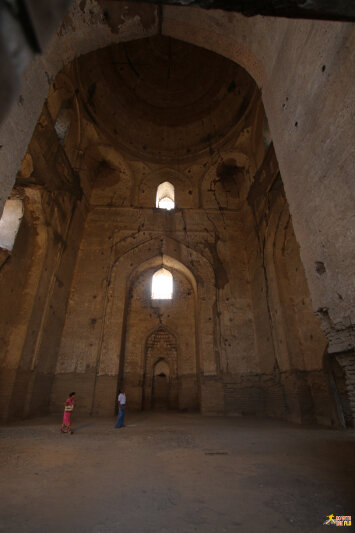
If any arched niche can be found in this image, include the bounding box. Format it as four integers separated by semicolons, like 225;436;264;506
131;254;198;297
152;360;171;410
82;144;134;207
200;151;254;209
123;262;197;411
91;236;217;414
143;328;179;410
154;359;171;377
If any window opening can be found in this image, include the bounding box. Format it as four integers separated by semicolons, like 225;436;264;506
0;198;23;251
156;181;175;210
55;100;72;143
151;268;173;299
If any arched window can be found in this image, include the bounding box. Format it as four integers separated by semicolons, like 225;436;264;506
156;182;175;210
151;268;173;299
55;100;72;143
0;198;23;251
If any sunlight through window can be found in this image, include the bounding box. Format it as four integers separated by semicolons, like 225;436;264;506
151;268;173;299
0;199;23;251
156;182;175;210
158;196;174;210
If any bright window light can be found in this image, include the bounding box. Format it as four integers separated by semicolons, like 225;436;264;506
158;196;174;210
156;182;175;210
55;100;72;143
152;268;173;299
0;199;23;251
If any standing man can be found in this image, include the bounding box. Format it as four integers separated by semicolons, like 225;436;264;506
115;388;126;428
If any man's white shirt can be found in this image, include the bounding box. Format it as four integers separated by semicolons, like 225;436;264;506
118;393;126;405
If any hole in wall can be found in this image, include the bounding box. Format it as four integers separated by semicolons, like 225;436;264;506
315;261;326;276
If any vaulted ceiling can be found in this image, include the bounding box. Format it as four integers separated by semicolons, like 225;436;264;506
75;36;257;162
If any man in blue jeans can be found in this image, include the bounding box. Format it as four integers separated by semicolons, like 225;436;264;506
115;388;126;428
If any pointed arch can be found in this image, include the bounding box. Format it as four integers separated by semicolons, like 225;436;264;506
93;235;217;415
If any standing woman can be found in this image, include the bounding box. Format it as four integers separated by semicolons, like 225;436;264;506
60;392;76;434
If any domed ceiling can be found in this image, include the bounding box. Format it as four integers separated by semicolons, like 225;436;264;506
75;36;256;162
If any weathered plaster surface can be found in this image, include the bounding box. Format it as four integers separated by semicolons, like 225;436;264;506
1;1;353;354
0;5;353;425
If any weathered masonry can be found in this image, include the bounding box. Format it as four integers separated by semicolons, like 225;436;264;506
0;2;354;426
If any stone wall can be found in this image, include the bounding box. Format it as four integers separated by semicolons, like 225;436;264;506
50;143;332;423
0;81;87;422
242;146;331;424
1;1;352;358
0;18;351;426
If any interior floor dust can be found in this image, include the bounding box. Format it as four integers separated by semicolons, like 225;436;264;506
0;412;354;532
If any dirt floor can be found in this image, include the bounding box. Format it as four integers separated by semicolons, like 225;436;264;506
0;412;354;533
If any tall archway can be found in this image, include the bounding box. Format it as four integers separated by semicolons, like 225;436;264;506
70;235;217;416
144;328;178;410
122;259;199;411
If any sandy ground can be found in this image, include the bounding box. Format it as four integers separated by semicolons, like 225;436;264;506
0;412;354;533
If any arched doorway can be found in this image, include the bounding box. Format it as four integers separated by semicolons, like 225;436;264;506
143;327;179;410
152;359;171;409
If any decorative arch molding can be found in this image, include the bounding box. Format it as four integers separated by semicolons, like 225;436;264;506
145;324;179;357
162;8;266;87
96;235;217;388
128;253;199;297
153;359;171;377
143;326;179;410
